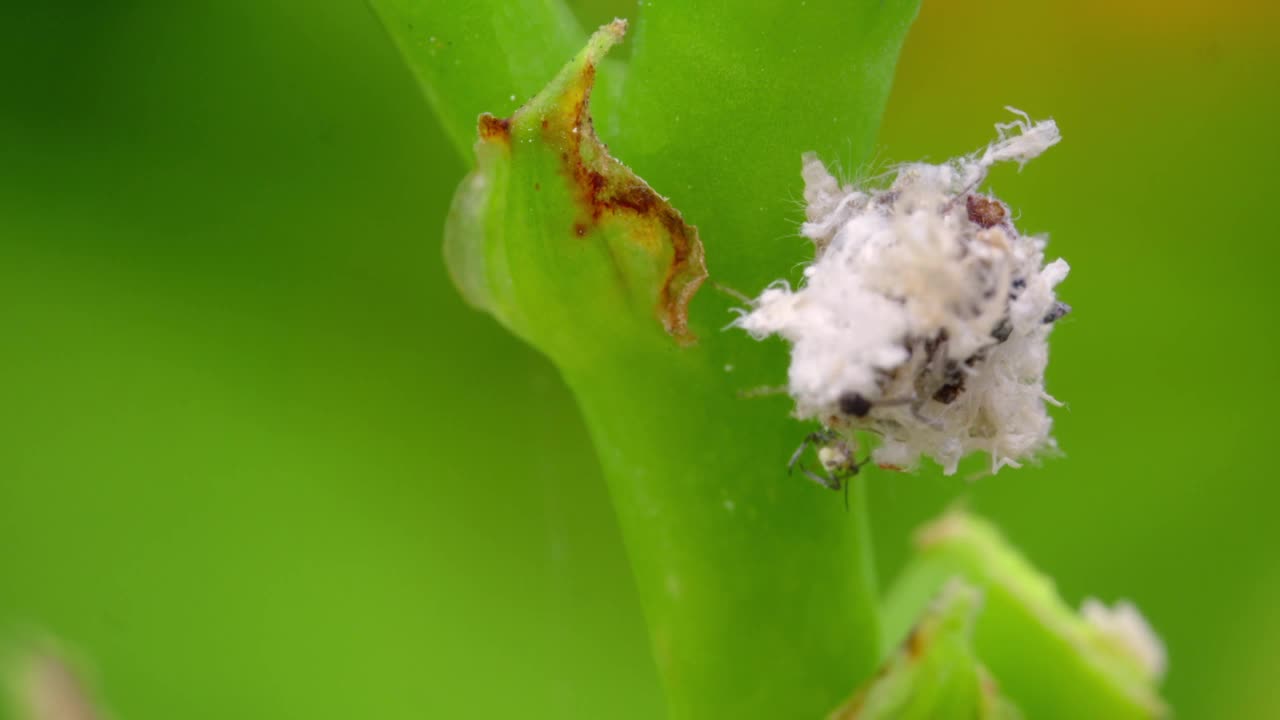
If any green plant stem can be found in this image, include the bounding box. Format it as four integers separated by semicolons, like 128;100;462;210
612;0;922;294
439;24;886;715
580;6;921;711
563;341;881;719
373;2;921;716
368;0;585;159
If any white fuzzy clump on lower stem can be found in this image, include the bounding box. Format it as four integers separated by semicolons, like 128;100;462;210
736;108;1069;475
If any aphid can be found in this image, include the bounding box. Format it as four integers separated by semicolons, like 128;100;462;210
838;391;873;418
926;361;962;399
834;389;926;417
917;333;966;405
1042;301;1072;324
932;377;965;404
990;317;1013;343
840;388;938;429
966;194;1007;229
787;430;867;509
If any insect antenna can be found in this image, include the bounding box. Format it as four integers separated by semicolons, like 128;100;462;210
711;281;755;306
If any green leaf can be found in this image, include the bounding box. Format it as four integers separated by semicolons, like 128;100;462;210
830;582;1023;720
444;21;707;361
882;511;1169;719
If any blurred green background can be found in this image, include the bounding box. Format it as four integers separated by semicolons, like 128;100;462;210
1;1;1276;717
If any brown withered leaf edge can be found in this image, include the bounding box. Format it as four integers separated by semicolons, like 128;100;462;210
474;20;707;345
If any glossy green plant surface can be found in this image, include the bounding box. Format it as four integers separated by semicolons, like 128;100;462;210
3;1;1280;719
614;1;921;297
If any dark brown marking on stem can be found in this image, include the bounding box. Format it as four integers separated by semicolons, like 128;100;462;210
477;113;510;142
905;623;928;660
541;59;707;344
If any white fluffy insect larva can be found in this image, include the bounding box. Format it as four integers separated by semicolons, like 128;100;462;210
735;109;1068;475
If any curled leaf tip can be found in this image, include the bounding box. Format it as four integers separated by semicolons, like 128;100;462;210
447;16;707;354
603;18;628;42
476;113;510;142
